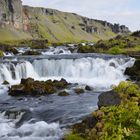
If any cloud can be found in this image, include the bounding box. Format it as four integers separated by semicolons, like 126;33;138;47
22;0;140;31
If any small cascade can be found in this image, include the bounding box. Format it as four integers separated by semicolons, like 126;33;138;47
0;57;135;89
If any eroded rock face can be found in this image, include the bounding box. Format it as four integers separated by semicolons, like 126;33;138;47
9;78;69;96
0;0;23;29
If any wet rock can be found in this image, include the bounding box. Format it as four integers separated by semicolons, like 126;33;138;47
9;78;69;96
98;90;121;108
2;80;9;85
125;59;140;81
53;78;69;89
5;110;23;120
7;47;19;55
0;43;18;55
22;50;41;55
85;85;92;91
109;62;116;68
58;91;70;96
74;88;84;94
21;78;34;85
9;84;25;96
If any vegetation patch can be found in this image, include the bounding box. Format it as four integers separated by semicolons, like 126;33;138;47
77;31;140;55
65;81;140;140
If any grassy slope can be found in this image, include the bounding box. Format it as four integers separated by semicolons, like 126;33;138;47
0;7;116;43
0;28;32;42
34;9;116;43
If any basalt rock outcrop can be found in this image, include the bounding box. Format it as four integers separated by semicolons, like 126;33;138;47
0;0;130;42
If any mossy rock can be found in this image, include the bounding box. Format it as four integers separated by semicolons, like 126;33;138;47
77;45;96;53
2;80;9;85
0;50;4;57
6;47;18;55
9;78;69;96
74;88;84;94
22;50;41;55
58;91;70;96
53;78;69;89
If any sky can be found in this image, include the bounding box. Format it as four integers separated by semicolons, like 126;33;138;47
22;0;140;31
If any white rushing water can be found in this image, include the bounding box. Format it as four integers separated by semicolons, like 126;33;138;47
0;57;135;89
41;47;71;55
0;112;63;140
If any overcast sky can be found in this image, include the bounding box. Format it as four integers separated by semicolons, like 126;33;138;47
22;0;140;31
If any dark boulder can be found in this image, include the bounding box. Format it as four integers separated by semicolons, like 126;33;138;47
85;85;92;91
125;59;140;81
98;90;121;108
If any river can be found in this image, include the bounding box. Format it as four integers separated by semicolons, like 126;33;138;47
0;48;135;140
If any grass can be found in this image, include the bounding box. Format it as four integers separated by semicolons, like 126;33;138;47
0;28;32;41
65;134;85;140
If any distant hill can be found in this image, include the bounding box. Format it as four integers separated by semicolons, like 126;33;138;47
0;0;130;43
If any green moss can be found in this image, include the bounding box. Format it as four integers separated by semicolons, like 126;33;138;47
107;46;124;54
0;50;4;57
94;33;140;55
65;134;85;140
77;45;96;53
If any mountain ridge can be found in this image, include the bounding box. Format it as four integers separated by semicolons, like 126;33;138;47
0;0;130;43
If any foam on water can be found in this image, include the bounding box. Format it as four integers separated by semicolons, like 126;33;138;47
41;46;71;55
0;112;63;140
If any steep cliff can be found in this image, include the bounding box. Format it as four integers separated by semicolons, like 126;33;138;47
0;0;130;42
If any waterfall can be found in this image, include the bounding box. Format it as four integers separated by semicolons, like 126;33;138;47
0;57;135;89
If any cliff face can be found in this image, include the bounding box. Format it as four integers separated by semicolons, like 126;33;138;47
0;0;130;42
0;0;22;29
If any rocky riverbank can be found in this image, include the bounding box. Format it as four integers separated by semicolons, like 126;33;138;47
65;81;140;140
125;58;140;82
